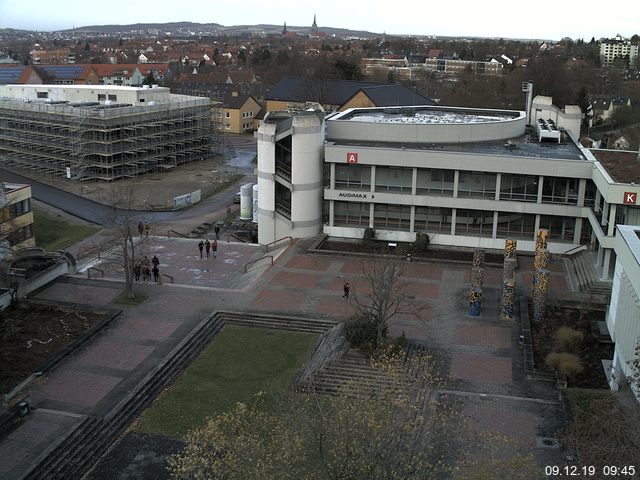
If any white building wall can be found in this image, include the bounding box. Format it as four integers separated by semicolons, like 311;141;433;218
257;122;277;245
531;96;582;139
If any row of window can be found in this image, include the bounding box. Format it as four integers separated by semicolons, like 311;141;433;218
0;199;31;222
333;165;582;205
333;201;577;242
4;224;33;246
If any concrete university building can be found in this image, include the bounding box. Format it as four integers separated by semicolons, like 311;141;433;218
0;84;212;181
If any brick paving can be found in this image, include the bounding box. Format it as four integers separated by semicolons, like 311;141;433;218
0;235;570;478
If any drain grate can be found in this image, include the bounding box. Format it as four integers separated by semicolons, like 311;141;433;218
536;437;561;449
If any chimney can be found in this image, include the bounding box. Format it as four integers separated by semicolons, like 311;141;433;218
232;91;239;97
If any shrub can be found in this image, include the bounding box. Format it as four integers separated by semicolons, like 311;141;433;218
412;233;430;255
362;227;376;247
546;352;584;376
552;327;584;353
344;314;387;357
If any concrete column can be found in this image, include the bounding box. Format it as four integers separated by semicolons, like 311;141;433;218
492;211;498;238
495;173;501;201
602;249;612;281
411;167;417;196
596;244;604;268
607;204;617;236
369;203;374;228
329;200;335;227
330;162;335;190
601;200;609;227
577;179;586;207
594;189;601;213
450;208;457;236
453;170;460;198
370;165;376;193
534;214;541;235
537;175;544;203
573;217;583;245
410;205;415;232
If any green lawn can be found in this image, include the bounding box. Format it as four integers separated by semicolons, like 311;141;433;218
134;326;318;439
32;206;99;251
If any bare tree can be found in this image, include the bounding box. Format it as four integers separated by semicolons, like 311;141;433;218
350;258;423;347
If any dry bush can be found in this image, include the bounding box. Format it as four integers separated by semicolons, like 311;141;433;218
546;352;584;376
552;327;583;353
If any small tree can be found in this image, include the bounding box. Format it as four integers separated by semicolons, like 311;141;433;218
348;258;423;350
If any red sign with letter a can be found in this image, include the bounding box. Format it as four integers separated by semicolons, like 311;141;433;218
346;152;358;164
623;192;637;205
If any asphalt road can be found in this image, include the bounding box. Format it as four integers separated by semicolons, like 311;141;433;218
1;167;253;227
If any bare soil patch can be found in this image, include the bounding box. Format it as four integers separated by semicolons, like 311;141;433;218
0;302;111;394
530;305;613;389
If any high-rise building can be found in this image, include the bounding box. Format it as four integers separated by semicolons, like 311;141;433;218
599;34;639;67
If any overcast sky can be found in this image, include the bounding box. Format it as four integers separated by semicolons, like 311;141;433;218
1;0;638;40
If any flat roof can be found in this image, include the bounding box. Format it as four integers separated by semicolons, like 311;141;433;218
333;105;522;125
329;132;588;161
590;149;640;184
4;84;168;92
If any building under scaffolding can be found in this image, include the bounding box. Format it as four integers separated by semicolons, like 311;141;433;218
0;84;213;181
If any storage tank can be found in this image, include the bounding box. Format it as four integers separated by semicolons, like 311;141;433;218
240;183;253;220
252;184;259;223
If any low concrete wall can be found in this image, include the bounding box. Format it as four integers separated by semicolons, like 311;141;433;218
293;323;348;390
15;260;70;299
0;288;12;311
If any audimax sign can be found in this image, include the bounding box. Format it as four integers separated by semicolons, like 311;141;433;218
338;192;370;199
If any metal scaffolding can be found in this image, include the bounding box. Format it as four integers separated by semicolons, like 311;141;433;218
0;94;214;182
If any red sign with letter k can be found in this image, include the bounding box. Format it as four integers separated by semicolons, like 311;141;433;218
623;192;637;205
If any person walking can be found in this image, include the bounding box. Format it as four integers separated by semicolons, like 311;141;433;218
343;282;351;299
152;265;159;283
143;222;150;237
137;222;144;236
143;265;151;282
214;225;220;240
133;263;141;282
152;255;160;269
198;240;204;258
204;239;211;258
212;239;218;258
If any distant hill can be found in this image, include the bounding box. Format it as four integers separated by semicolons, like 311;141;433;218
62;21;377;38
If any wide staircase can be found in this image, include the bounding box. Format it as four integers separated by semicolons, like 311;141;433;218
566;250;613;298
22;311;336;480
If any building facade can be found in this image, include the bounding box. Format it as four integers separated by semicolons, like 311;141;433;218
600;35;639;67
0;183;35;253
0;84;213;181
257;104;640;282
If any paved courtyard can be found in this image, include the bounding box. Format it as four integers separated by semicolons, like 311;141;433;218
0;237;569;478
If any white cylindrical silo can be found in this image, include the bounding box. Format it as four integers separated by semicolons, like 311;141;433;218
252;184;259;223
240;183;253;220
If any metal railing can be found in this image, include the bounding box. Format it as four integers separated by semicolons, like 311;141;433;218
264;236;292;253
87;267;104;279
167;229;189;238
562;244;587;258
244;255;273;273
160;273;174;284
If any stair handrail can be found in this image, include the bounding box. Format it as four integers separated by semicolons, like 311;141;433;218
562;244;587;258
264;236;293;253
244;255;273;273
167;229;189;238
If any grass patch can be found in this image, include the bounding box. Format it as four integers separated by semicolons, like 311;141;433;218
134;325;317;439
32;206;99;251
112;291;148;305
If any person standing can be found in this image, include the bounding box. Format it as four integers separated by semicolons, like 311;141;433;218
204;239;211;258
343;282;351;299
133;263;141;282
214;225;220;240
198;240;204;258
212;239;218;258
144;222;150;237
152;265;159;283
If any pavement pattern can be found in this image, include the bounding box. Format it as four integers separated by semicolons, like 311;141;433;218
0;236;571;479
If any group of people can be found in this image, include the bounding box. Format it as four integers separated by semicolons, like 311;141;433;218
198;239;218;259
134;255;161;283
137;222;151;237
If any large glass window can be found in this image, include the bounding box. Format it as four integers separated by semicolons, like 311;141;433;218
583;180;597;207
455;209;494;237
499;174;538;202
416;168;454;196
541;177;578;205
495;212;536;239
414;206;452;233
373;204;411;230
539;215;575;242
375;167;413;193
457;171;497;199
334;164;371;191
334;201;369;227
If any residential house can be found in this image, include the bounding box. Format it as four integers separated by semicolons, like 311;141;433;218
0;65;98;85
133;64;172;85
93;64;138;86
590;95;632;124
218;91;262;133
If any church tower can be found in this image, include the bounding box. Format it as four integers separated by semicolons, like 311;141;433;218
311;14;318;36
